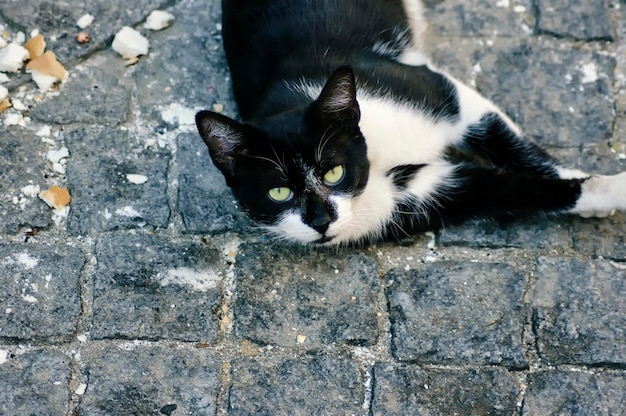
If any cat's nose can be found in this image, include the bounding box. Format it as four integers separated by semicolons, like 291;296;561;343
309;215;331;235
304;198;335;235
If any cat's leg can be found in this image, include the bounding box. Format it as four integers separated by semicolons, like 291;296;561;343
434;166;626;225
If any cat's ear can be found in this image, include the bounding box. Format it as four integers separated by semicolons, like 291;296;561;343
317;66;361;123
195;111;246;176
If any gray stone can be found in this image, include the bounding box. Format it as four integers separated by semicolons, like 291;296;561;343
425;0;534;37
371;364;520;416
92;232;222;342
385;262;528;368
30;66;129;127
0;0;170;65
65;126;170;235
572;216;626;260
438;219;573;250
532;257;626;366
535;0;613;40
523;370;626;415
234;244;380;347
177;133;249;234
0;243;84;342
134;0;237;124
0;127;51;234
0;349;70;414
79;345;220;415
474;44;615;148
228;358;363;415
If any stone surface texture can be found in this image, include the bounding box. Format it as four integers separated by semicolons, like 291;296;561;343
1;0;625;414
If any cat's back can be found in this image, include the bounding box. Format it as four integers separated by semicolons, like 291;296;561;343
222;0;414;119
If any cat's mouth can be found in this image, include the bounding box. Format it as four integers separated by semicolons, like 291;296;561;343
314;235;335;245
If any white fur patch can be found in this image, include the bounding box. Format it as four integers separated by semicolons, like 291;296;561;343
271;211;322;243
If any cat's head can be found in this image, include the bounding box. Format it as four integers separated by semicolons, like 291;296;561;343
196;66;370;245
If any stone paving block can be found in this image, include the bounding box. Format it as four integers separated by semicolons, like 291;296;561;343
0;349;70;414
425;0;534;37
571;217;626;260
134;0;236;124
532;257;626;366
79;344;220;415
233;244;380;348
439;219;572;250
385;262;528;368
522;370;626;415
535;0;613;41
177;133;249;234
92;232;222;342
0;243;84;343
30;66;130;127
0;0;169;64
474;44;615;148
371;363;520;416
228;357;363;415
0;127;51;235
65;126;170;235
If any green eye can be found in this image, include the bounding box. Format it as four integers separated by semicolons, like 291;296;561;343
323;165;345;186
268;187;293;203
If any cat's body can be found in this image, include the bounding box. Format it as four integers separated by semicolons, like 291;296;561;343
196;0;626;245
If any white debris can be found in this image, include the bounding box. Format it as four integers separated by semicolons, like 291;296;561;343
159;267;220;292
115;206;142;218
21;184;40;198
31;72;59;92
11;99;26;111
126;174;148;184
112;26;149;59
144;10;175;31
160;103;198;129
581;63;598;84
3;113;26;127
14;32;26;45
0;43;30;72
0;350;8;365
17;252;39;269
513;5;527;13
0;38;7;49
75;383;88;395
0;73;9;83
46;147;69;164
76;14;95;29
296;335;307;344
22;295;38;303
36;125;51;137
496;0;510;8
0;85;7;100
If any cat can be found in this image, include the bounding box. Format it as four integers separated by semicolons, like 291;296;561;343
195;0;626;246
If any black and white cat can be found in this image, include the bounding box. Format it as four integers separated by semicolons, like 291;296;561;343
196;0;626;245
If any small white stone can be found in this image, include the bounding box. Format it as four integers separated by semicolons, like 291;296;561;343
0;85;7;100
76;14;95;29
126;174;148;184
0;350;8;365
31;71;59;92
296;335;307;344
0;73;9;83
112;26;149;59
144;10;175;31
14;32;26;44
46;147;69;164
0;43;30;72
75;383;88;395
36;125;51;137
0;38;7;49
11;99;26;111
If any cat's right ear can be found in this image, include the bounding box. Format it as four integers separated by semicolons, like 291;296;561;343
195;111;245;177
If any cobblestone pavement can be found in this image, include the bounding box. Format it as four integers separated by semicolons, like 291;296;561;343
1;0;625;414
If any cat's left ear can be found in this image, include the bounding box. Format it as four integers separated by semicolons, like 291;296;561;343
195;110;246;177
317;66;361;124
